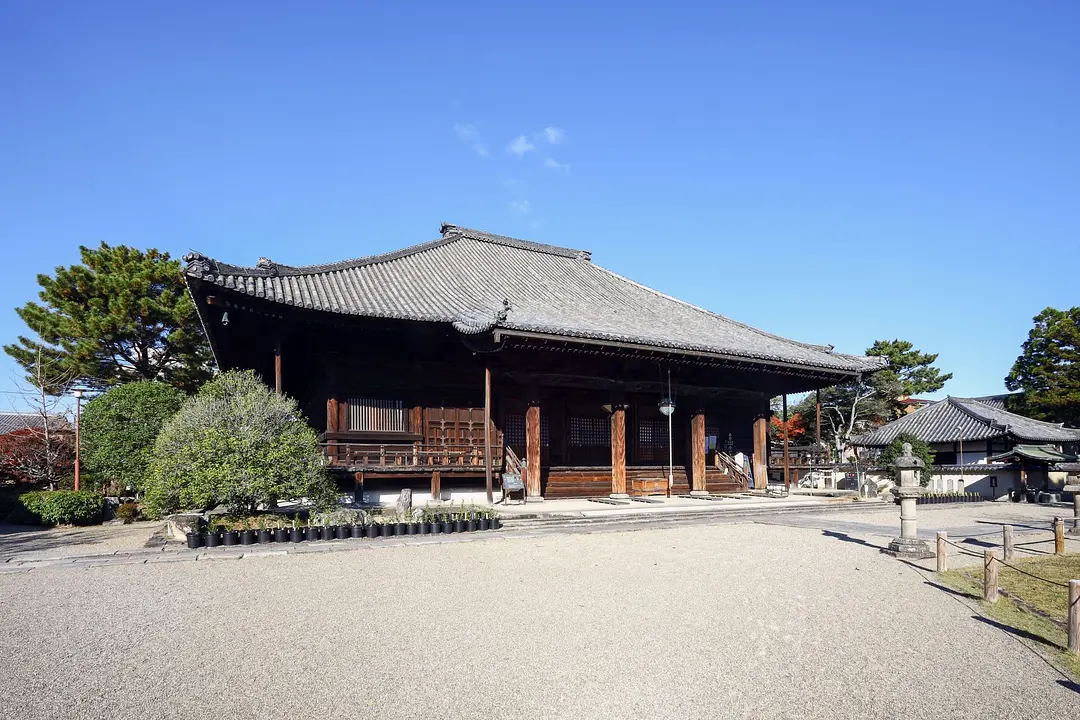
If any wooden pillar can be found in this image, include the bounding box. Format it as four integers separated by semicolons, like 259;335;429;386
815;388;821;448
690;410;706;494
983;549;999;602
752;415;768;491
936;532;947;572
431;470;441;501
782;394;791;492
274;339;282;396
610;405;627;497
326;397;340;465
484;367;493;504
525;400;542;501
354;472;364;504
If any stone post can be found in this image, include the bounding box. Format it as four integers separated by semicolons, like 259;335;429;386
885;442;934;559
1066;486;1080;536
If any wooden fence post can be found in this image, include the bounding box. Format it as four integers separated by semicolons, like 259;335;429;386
983;549;999;603
1055;518;1065;555
1003;525;1014;561
936;532;947;573
1069;579;1080;655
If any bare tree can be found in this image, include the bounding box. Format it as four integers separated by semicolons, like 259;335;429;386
2;345;76;488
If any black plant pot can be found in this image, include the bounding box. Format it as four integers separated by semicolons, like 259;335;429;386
291;528;303;542
186;532;202;549
453;520;464;533
405;522;417;535
240;530;256;545
465;520;476;532
383;524;396;537
431;522;442;534
394;522;406;536
223;531;240;546
318;526;332;540
351;524;364;539
274;528;289;543
258;529;272;543
336;525;350;540
365;524;377;539
303;527;318;541
205;532;221;548
419;522;431;534
492;518;502;530
478;518;490;531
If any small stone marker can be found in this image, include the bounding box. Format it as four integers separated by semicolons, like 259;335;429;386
884;443;934;559
396;488;413;517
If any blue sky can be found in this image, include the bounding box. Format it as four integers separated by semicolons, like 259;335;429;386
2;1;1078;408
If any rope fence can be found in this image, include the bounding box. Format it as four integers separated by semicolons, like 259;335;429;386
934;522;1080;655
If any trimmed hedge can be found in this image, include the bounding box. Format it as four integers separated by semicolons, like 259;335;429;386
19;490;104;526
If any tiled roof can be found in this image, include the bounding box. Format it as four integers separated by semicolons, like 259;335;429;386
184;224;885;375
0;412;68;435
853;397;1080;447
970;393;1021;411
987;444;1077;464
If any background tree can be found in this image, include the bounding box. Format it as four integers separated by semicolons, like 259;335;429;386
866;339;952;418
1005;307;1080;426
81;381;187;495
4;243;213;393
769;412;805;442
791;379;894;459
143;370;336;518
1;345;75;488
876;432;934;486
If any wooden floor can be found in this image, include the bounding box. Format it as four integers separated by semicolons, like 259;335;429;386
543;466;743;499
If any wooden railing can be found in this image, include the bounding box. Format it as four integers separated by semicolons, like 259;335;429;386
322;441;500;470
715;451;751;490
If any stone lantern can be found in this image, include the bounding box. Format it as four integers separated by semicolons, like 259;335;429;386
885;442;933;558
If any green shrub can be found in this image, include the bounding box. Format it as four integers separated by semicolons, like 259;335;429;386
81;381;187;494
878;432;935;486
19;490;104;526
143;370;336;518
114;502;139;524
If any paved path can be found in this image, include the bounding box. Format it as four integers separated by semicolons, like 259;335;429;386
0;510;1076;718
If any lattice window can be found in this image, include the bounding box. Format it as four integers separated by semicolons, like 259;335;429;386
637;418;669;462
348;398;406;432
504;412;549;451
568;416;610;448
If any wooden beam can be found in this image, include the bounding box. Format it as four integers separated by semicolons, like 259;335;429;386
525;401;542;500
690;410;706;493
431;470;441;500
753;415;768;491
782;394;790;492
484;366;493;504
274;338;282;396
610;405;627;497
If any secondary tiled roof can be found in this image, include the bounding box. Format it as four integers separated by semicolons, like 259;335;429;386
184;224;885;375
853;396;1080;447
987;444;1077;464
0;412;68;435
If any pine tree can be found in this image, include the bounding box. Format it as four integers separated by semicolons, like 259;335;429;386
4;243;213;392
1005;307;1080;426
866;339;952;418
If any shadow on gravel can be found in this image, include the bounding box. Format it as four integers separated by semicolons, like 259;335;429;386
1055;680;1080;695
971;615;1051;646
820;530;887;551
922;580;976;599
0;524;122;558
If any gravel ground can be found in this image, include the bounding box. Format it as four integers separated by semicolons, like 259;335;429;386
0;521;164;561
0;519;1077;719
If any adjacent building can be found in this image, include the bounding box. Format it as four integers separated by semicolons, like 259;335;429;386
853;396;1080;496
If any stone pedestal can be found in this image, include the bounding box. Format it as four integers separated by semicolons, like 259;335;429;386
883;443;934;559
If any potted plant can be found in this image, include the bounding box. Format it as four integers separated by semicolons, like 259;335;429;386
256;516;272;543
491;510;501;530
223;520;240;546
442;510;454;534
478;509;490;532
291;515;305;542
465;506;477;533
186;518;204;549
394;511;407;536
304;515;320;541
365;517;379;538
204;519;223;548
240;517;256;545
274;516;290;543
452;504;465;533
351;512;366;539
322;513;338;541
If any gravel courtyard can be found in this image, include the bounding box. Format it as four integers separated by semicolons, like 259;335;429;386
1;515;1077;719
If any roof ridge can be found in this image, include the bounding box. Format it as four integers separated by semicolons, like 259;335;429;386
947;396;1004;430
590;263;884;369
184;224;592;279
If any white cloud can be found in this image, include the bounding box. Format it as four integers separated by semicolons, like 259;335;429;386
543;127;565;144
454;123;489;157
507;135;535;157
543;157;569;172
510;199;531;214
